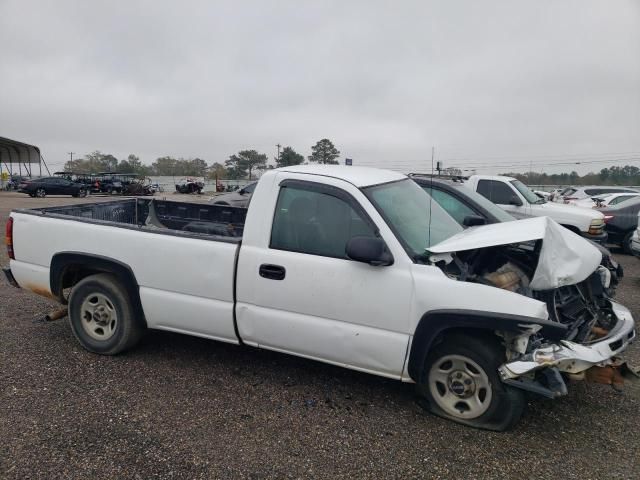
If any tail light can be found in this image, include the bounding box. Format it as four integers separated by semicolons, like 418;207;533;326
603;215;615;224
5;217;14;260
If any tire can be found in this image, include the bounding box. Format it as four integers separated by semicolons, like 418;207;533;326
68;273;144;355
36;188;46;198
622;231;633;255
416;333;526;431
78;188;87;198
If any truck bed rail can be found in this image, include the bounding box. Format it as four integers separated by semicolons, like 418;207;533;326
22;198;248;239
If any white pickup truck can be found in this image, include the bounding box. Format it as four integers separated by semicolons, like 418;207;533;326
4;165;636;431
464;175;607;243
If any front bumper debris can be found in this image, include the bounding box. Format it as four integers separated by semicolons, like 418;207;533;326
499;301;636;380
3;267;20;288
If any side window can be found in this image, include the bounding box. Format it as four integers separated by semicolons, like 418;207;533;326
243;183;257;194
476;180;515;204
270;185;377;259
427;188;478;225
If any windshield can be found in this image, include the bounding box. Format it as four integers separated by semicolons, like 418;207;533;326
511;180;544;204
363;179;463;259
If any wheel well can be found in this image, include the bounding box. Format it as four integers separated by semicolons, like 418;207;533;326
407;310;567;383
416;327;502;379
50;252;146;326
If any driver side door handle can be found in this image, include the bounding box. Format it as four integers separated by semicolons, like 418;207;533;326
259;264;286;281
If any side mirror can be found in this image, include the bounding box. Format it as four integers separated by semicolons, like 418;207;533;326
508;195;523;206
346;236;393;266
463;215;486;227
239;188;246;195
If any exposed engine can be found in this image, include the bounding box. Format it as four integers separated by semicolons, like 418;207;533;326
437;240;618;344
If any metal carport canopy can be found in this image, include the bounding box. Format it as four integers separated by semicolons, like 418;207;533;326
0;136;42;164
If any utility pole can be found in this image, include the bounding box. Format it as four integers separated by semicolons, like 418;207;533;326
68;152;75;164
276;144;281;166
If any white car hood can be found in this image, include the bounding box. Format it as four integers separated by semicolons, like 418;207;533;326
429;216;602;290
534;201;604;219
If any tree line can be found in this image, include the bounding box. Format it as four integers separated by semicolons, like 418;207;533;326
502;165;640;186
63;139;341;180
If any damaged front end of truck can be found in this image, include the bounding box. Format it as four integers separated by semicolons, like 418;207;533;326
428;216;638;398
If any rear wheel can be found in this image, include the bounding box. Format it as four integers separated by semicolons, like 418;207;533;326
78;188;87;198
68;273;144;355
36;188;46;198
417;333;526;431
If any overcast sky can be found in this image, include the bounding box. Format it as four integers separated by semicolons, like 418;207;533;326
1;0;639;175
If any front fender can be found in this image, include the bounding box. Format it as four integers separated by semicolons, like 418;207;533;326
406;309;567;382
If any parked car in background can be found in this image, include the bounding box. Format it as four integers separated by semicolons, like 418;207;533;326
18;176;88;198
599;197;640;254
630;214;640;258
175;178;204;194
553;186;639;205
410;175;518;225
533;190;551;200
572;192;640;209
411;174;622;296
547;187;566;201
462;175;607;243
209;181;257;207
149;183;164;194
4;175;30;191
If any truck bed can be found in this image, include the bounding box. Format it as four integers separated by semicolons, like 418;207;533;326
19;198;247;241
10;197;244;343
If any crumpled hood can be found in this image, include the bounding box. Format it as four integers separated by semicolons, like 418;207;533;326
428;216;602;290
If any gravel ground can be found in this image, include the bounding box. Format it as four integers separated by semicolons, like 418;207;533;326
1;191;639;479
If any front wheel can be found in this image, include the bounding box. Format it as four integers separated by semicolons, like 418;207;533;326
68;273;145;355
35;188;46;198
417;333;526;431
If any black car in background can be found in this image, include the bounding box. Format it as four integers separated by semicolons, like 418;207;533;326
410;174;623;296
18;177;88;198
599;196;640;254
410;174;516;225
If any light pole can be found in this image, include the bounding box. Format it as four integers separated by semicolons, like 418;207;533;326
276;143;281;166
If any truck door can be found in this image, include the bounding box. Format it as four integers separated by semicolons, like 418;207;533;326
235;178;413;379
476;179;529;218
